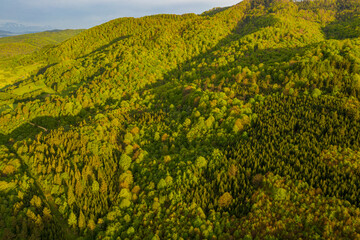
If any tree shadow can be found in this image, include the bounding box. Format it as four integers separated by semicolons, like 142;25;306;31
36;63;57;75
235;13;279;36
201;6;231;17
80;35;132;59
136;14;308;107
0;108;90;145
0;79;27;93
323;17;360;40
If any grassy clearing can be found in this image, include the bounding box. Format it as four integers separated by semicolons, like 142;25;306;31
0;63;43;89
11;80;55;96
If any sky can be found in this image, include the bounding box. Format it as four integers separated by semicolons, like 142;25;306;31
0;0;241;30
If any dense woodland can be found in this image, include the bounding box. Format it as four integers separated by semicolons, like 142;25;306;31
1;0;360;239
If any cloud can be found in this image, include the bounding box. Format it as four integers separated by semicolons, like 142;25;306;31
24;0;239;7
25;0;238;6
0;0;241;29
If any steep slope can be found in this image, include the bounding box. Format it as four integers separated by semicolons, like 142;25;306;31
2;0;360;239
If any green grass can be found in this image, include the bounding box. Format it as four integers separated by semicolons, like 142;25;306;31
11;80;55;96
0;63;43;89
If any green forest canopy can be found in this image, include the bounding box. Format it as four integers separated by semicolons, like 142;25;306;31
1;0;360;239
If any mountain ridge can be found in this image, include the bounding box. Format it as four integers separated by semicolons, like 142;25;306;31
0;22;53;34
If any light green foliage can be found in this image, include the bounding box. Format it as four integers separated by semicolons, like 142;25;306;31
119;188;132;199
152;234;160;240
92;180;100;193
165;175;173;186
120;199;131;209
184;118;191;127
119;154;132;171
205;115;215;128
352;74;360;90
124;214;131;223
195;156;207;169
125;145;133;155
78;210;86;229
124;132;133;144
127;226;135;235
68;211;77;227
273;187;288;201
67;186;76;205
312;88;322;98
119;171;133;188
157;178;167;189
154;132;160;141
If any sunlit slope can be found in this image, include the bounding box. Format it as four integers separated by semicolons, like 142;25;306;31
0;29;84;90
34;0;329;96
34;4;248;95
45;2;246;62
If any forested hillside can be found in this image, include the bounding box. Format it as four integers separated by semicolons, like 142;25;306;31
0;29;84;91
1;0;360;239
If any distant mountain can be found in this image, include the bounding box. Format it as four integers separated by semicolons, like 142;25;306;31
0;22;52;34
0;30;15;37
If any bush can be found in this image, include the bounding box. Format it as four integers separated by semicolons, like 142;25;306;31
273;188;287;201
119;154;132;171
312;88;322;98
195;156;207;168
